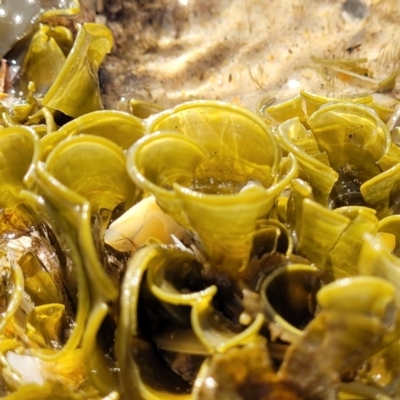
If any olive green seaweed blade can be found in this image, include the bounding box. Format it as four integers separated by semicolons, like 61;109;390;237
300;90;374;117
277;117;338;205
360;162;400;218
117;244;264;399
42;23;113;118
146;100;281;181
127;131;209;228
296;198;378;278
17;24;66;97
31;160;120;392
295;198;349;271
117;245;193;400
358;233;400;306
279;276;399;399
305;102;400;216
173;175;297;271
328;205;378;277
127;122;297;272
307;102;391;175
41;110;146;160
260;264;322;341
0;126;40;208
317;276;396;317
192;340;298;400
146;246;264;353
42;135;137;386
376;214;400;256
130;99;165;119
0;257;24;333
32;133;133;334
261;94;307;124
28;165;98;361
1;380;118;400
19;252;62;306
45;134;138;213
26;303;66;349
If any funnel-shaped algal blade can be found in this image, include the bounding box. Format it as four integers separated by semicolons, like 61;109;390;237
307;103;391;175
45;135;138;213
41;110;146;160
0;126;40;208
128;101;297;273
277;117;338;206
42;23;113;118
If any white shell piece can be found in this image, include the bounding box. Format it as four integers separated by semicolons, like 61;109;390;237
6;352;44;385
105;195;186;252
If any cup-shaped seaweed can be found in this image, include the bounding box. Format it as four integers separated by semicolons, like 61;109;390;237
307;103;390;175
277;117;338;206
376;215;400;255
358;232;400;306
117;244;264;400
146;246;264;354
42;23;113;118
41;110;146;160
279;276;399;399
45;135;138;213
277;102;399;218
117;245;194;400
0;126;40;209
146;100;281;174
262;90;395;125
127;101;297;273
317;276;396;317
295;197;379;278
260;264;323;341
28;135;138;392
